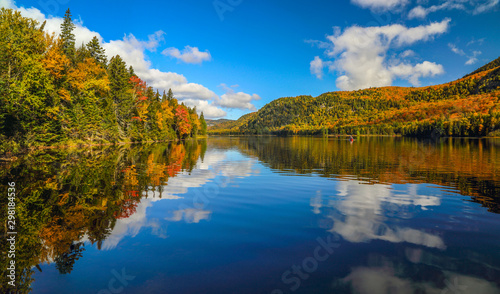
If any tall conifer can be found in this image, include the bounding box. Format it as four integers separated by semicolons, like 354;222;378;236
60;8;76;61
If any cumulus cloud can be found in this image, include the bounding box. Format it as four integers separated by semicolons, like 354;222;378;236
102;33;227;117
409;0;499;19
0;0;15;9
388;61;444;86
1;0;252;118
351;0;409;11
310;56;325;79
317;19;449;90
162;46;212;64
215;84;261;110
180;99;227;118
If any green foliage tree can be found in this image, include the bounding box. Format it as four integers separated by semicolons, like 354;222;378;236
60;8;76;61
200;112;207;135
86;36;107;68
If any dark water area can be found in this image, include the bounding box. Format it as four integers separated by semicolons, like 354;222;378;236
1;136;500;293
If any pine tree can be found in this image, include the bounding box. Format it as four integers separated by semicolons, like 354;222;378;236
167;88;174;101
60;8;76;61
155;90;160;102
162;90;167;102
86;36;107;67
167;88;177;107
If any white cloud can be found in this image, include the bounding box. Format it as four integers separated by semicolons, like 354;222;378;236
389;61;444;86
310;56;325;79
473;0;499;14
0;0;15;9
409;0;499;19
408;2;465;19
448;43;482;65
4;2;103;46
179;99;227;118
399;50;415;58
351;0;408;11
102;33;220;102
215;84;261;110
319;19;449;90
162;45;212;64
467;38;485;46
466;50;482;65
448;43;465;55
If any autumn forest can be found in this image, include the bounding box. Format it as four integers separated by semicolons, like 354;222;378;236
209;57;500;137
0;8;207;156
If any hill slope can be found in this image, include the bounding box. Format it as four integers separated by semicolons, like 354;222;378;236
210;57;500;137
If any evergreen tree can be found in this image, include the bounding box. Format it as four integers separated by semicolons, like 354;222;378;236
162;90;167;102
86;36;107;67
60;8;76;61
155;89;160;102
128;65;135;78
108;55;133;136
167;88;174;101
200;112;207;135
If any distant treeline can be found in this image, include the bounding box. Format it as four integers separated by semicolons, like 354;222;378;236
0;8;207;155
210;58;500;137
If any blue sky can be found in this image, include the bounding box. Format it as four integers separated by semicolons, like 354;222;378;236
3;0;500;119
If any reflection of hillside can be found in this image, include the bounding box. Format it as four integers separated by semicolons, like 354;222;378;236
209;137;500;213
103;149;257;250
0;140;206;293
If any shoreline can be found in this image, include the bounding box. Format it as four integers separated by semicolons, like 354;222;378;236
0;136;208;161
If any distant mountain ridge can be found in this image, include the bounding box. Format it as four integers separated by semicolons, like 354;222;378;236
210;56;500;137
205;119;234;127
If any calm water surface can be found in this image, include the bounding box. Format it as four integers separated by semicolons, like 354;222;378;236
2;137;500;293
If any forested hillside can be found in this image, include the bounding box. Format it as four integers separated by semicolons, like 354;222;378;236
208;112;256;134
210;58;500;137
0;8;207;155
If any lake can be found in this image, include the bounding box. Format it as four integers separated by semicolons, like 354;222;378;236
2;136;500;294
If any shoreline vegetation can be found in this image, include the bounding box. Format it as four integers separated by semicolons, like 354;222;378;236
0;8;208;158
